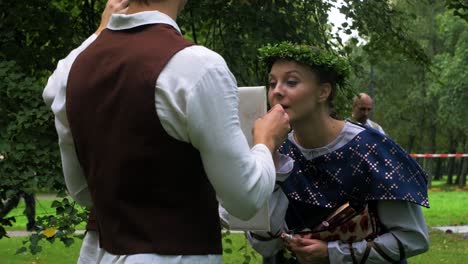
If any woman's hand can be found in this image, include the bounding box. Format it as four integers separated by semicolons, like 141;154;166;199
282;233;329;264
95;0;129;35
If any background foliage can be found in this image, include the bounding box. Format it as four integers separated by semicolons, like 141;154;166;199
0;0;466;255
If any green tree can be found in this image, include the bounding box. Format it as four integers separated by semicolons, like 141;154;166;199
431;10;468;185
1;0;446;255
0;61;63;240
347;0;467;185
0;0;105;74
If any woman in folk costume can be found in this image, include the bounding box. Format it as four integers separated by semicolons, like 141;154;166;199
247;42;429;264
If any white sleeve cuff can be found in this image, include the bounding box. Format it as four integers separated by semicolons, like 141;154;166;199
246;231;285;258
276;152;294;182
251;143;270;154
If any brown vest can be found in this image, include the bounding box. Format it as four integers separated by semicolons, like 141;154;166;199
66;24;222;255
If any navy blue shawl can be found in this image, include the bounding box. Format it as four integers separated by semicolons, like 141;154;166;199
278;128;429;209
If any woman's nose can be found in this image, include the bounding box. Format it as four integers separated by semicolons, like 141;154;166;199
271;83;284;97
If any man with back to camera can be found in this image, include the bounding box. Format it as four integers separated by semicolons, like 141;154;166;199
350;92;386;134
43;0;290;263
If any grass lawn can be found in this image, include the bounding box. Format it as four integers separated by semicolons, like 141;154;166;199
423;190;468;226
4;200;86;231
410;230;468;264
6;189;467;231
423;181;468;227
0;233;262;264
0;235;82;264
2;177;467;263
1;231;467;264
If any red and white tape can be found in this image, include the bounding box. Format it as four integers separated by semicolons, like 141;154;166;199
410;154;468;158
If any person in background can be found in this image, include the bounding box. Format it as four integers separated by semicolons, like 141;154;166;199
349;93;385;134
0;191;36;231
246;42;429;264
43;0;290;263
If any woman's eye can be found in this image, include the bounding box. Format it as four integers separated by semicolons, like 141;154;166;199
269;82;277;89
286;80;298;86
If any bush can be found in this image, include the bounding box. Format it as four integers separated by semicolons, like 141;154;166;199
0;60;66;240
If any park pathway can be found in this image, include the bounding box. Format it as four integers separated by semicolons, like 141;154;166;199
433;226;468;233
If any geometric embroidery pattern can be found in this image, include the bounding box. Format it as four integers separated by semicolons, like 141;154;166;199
279;128;430;209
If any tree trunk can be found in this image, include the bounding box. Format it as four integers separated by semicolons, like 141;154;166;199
458;136;467;187
423;158;432;188
455;160;461;184
459;158;467;188
83;0;97;36
433;158;443;180
446;131;457;184
424;0;439;188
189;9;198;44
407;134;416;154
416;117;426;154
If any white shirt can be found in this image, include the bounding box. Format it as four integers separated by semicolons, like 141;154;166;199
44;11;276;264
248;122;429;263
365;119;386;135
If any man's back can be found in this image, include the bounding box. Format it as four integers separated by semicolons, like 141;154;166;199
67;23;222;255
44;2;290;262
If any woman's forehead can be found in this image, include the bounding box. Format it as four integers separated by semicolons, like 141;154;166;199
270;60;314;76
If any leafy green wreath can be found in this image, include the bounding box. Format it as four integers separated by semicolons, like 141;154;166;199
258;42;350;89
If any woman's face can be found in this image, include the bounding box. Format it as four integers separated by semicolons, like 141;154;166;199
268;60;324;124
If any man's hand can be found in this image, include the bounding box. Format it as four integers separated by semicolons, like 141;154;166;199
253;104;290;153
95;0;129;35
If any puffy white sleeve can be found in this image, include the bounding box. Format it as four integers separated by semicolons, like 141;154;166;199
42;34;98;207
185;63;276;220
246;188;289;257
246;152;294;257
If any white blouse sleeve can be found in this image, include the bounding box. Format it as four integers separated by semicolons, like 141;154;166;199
328;200;429;263
42;34;98;207
274;151;294;182
185;63;276;220
246;188;289;257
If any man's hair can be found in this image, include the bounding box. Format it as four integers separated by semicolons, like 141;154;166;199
353;93;371;104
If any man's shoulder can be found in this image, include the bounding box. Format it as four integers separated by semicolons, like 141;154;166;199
346;118;363;126
162;45;232;84
174;45;227;68
367;119;382;128
160;45;234;89
367;119;385;134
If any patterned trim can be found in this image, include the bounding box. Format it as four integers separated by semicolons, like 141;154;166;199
278;128;429;208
